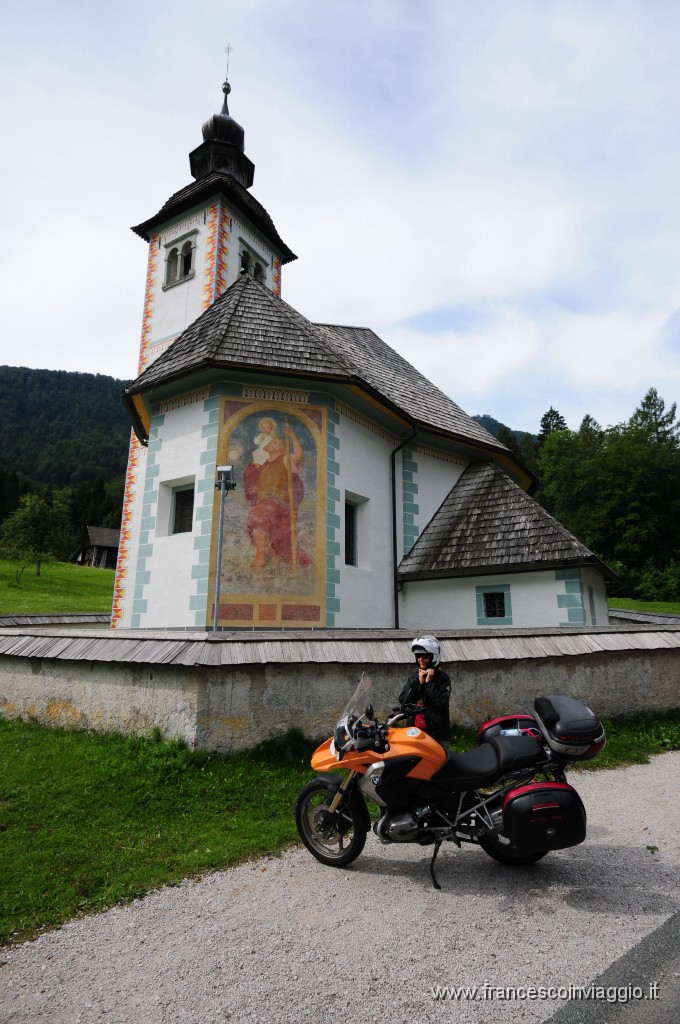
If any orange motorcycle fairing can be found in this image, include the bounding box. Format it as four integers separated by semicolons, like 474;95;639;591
310;727;447;779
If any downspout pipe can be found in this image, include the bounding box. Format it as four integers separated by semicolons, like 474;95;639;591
390;422;417;628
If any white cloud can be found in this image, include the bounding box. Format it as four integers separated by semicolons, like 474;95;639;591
1;0;680;436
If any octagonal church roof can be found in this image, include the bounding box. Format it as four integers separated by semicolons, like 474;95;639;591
124;273;523;473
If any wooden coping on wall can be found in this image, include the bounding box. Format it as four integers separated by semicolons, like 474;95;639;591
1;622;680;667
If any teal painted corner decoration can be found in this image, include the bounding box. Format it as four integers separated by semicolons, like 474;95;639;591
555;568;585;626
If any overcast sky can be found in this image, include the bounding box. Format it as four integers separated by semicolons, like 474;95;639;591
2;0;680;433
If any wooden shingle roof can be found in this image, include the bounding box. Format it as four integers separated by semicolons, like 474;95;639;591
125;275;508;456
132;172;297;264
398;461;611;580
86;526;120;548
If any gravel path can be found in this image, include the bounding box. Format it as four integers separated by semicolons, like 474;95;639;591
2;753;679;1024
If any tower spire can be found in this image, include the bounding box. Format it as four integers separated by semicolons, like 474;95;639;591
188;73;255;188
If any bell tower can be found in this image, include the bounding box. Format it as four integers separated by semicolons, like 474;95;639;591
129;77;296;378
111;77;296;628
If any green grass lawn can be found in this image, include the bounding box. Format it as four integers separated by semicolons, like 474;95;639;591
0;559;114;616
0;722;315;946
608;598;680;615
1;713;679;946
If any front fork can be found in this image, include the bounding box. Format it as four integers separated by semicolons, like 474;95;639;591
327;770;358;813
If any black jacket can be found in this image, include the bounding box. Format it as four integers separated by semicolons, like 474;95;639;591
399;667;451;742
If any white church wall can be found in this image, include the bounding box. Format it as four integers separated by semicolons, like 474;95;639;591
399;568;609;630
129;401;209;628
581;566;610;626
403;445;468;556
227;212;276;292
333;410;394;626
150;211;211;346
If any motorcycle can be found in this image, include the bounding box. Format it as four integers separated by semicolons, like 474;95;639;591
295;674;606;888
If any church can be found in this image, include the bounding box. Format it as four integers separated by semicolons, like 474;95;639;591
112;78;610;632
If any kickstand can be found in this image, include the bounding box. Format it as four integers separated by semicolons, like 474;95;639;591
429;841;442;890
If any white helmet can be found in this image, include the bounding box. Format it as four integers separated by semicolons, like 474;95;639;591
411;635;441;667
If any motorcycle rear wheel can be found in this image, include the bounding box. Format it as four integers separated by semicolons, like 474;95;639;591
296;779;367;867
479;832;548;866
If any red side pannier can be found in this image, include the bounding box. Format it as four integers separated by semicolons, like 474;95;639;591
477;714;543;744
502;782;586;853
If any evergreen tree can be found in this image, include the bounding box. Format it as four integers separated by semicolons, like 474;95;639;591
538;407;568;446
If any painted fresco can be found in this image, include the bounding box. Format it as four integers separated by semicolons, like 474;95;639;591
209;399;327;627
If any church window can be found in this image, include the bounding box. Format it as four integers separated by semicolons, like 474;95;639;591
344;501;357;566
476;584;512;625
239;238;269;285
166;248;179;285
172;487;195;534
162;229;198;290
181;241;193;276
344;492;369;567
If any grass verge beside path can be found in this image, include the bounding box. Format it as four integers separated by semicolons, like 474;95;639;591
1;712;679;947
0;723;315;946
0;560;114;616
608;598;680;615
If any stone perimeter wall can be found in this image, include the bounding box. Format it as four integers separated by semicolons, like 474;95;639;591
1;646;679;752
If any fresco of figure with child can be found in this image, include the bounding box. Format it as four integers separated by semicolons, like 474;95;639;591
209;399;326;626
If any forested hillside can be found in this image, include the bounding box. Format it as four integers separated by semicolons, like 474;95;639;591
1;367;677;600
0;366;131;548
0;366;130;486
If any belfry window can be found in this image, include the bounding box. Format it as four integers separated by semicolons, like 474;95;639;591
239;239;269;285
166;248;179;285
162;229;197;290
180;241;193;276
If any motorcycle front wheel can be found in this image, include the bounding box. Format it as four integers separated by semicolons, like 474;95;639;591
479;832;549;866
295;779;368;867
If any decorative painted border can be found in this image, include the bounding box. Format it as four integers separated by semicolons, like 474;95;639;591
137;237;159;374
129;415;165;626
112;237;158;628
335;401;400;444
413;443;467;466
202;203;229;310
401;447;420;556
272;256;282;296
243;385;309;404
111;431;143;628
190;394;222;625
326;409;341;627
160;388;211;414
555;568;586;626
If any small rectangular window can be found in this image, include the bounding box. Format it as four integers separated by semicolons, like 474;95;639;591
476;584;512;625
484;592;505;618
173;488;194;534
344;501;357;566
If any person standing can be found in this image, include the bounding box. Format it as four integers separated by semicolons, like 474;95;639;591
398;636;451;745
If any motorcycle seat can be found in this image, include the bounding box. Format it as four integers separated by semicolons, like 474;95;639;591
431;735;544;790
431;744;502;789
488;734;545;774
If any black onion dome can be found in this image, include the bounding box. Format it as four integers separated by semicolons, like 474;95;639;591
201;80;245;150
189;78;255;187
